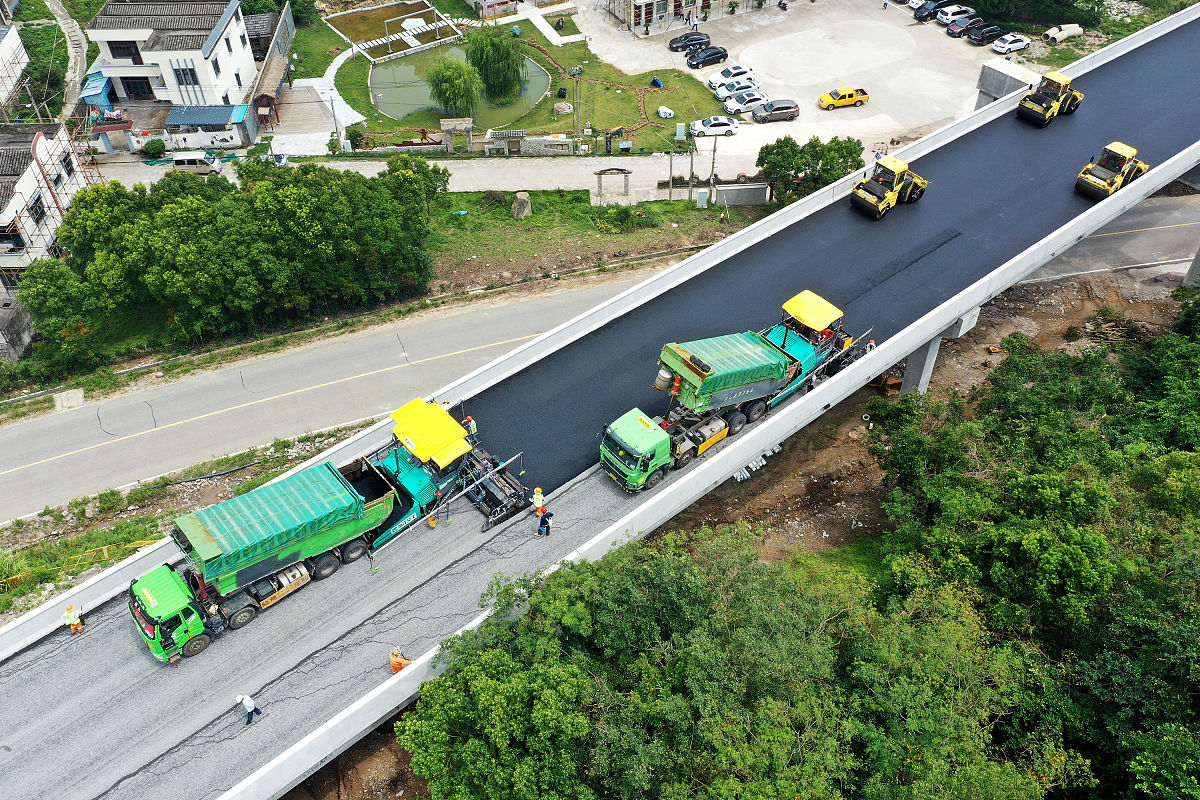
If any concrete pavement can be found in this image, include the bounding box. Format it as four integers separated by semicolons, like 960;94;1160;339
0;275;650;522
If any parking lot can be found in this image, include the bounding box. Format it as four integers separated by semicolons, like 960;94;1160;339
574;0;1019;157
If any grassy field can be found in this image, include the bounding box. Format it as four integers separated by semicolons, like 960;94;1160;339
63;0;104;23
14;0;52;21
290;22;348;79
427;190;760;279
338;26;725;153
544;13;580;36
17;23;69;117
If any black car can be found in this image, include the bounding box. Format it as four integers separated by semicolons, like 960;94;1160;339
912;0;957;22
967;24;1008;43
945;15;984;36
687;46;728;69
669;31;710;51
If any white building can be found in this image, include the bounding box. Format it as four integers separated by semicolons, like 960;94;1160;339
0;25;29;105
0;123;93;290
85;0;257;106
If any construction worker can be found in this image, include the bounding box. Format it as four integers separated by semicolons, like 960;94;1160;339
236;694;263;725
463;415;478;443
537;511;554;537
531;487;546;515
63;604;83;634
390;648;413;673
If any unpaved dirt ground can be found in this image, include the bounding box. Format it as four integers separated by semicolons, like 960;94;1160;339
288;264;1188;800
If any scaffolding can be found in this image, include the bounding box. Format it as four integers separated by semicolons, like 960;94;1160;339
0;122;102;291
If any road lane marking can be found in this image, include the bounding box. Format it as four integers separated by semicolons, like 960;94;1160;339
1020;257;1191;284
0;334;538;478
1089;219;1200;238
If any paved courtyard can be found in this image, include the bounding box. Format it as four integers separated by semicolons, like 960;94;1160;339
573;0;1014;155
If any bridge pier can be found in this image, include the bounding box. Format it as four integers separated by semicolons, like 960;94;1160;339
1185;245;1200;288
901;306;981;394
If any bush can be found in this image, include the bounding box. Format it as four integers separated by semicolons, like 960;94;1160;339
593;204;659;234
142;138;166;159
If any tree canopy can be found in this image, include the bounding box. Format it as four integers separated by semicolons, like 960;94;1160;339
17;158;448;371
465;25;525;98
427;56;485;117
756;135;865;202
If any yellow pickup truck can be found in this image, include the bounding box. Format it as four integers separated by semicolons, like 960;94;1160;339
818;87;869;109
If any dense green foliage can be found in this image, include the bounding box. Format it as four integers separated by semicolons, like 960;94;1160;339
427;56;485;117
14;157;447;377
399;293;1200;799
756;135;865;202
241;0;319;26
464;25;525;98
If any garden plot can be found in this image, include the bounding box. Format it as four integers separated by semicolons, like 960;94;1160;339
325;0;462;62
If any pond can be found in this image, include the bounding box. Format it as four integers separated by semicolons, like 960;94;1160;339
368;45;551;130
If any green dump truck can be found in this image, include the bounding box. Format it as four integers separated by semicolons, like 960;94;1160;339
600;291;870;492
127;399;529;663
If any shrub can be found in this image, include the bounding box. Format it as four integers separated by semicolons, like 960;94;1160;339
94;489;125;514
142;138;166;159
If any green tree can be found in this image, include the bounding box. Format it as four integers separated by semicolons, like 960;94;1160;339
1126;723;1200;800
793;135;865;196
427;56;484;117
755;135;804;202
397;648;597;800
465;25;525;98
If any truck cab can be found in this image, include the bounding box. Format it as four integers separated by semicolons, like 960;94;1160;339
850;156;928;219
1017;71;1083;126
128;564;211;662
600;408;673;492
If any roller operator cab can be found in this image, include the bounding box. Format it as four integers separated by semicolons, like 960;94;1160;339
850;156;928;220
1075;142;1149;200
600;291;868;492
1017;71;1084;126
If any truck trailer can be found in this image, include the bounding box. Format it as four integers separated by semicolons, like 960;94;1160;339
600;291;869;492
126;399;529;663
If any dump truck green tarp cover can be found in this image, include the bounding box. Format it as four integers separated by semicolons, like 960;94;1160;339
175;462;364;578
662;331;792;395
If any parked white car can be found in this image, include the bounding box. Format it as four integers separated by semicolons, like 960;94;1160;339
906;0;925;9
723;90;769;114
714;78;759;100
991;32;1032;53
690;116;740;136
936;4;975;24
707;64;755;89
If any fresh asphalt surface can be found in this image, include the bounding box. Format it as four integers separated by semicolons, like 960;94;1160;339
2;20;1200;800
468;20;1200;492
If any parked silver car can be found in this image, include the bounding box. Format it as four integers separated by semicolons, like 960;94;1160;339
751;99;799;122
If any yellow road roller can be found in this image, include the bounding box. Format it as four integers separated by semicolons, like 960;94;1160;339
1075;142;1148;200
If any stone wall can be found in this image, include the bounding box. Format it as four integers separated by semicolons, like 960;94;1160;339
519;136;573;156
712;183;770;206
0;294;33;362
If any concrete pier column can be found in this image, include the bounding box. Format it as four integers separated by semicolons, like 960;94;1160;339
1185;245;1200;288
901;336;941;394
900;307;981;394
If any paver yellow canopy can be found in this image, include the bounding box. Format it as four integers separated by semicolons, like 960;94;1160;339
390;398;471;469
782;290;843;332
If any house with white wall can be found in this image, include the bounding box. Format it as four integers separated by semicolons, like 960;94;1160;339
85;0;257;106
0;25;29;106
0;123;92;290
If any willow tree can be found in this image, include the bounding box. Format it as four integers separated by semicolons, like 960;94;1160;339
465;25;524;98
427;56;484;117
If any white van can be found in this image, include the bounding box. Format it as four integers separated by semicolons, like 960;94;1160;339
170;151;223;174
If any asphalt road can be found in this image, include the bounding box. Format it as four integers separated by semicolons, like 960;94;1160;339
466;20;1200;492
0;279;645;522
1;19;1199;800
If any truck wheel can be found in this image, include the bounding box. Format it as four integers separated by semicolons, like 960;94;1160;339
341;538;368;563
312;553;340;580
673;450;693;470
725;411;747;436
744;400;767;423
228;606;257;630
182;633;211;658
644;469;665;490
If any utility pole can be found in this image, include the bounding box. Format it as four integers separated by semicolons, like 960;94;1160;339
329;94;341;148
668;150;673;201
709;136;717;183
688;147;694;202
569;66;583;151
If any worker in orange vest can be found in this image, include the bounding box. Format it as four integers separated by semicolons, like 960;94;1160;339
63;604;83;634
390;649;412;673
531;487;545;515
